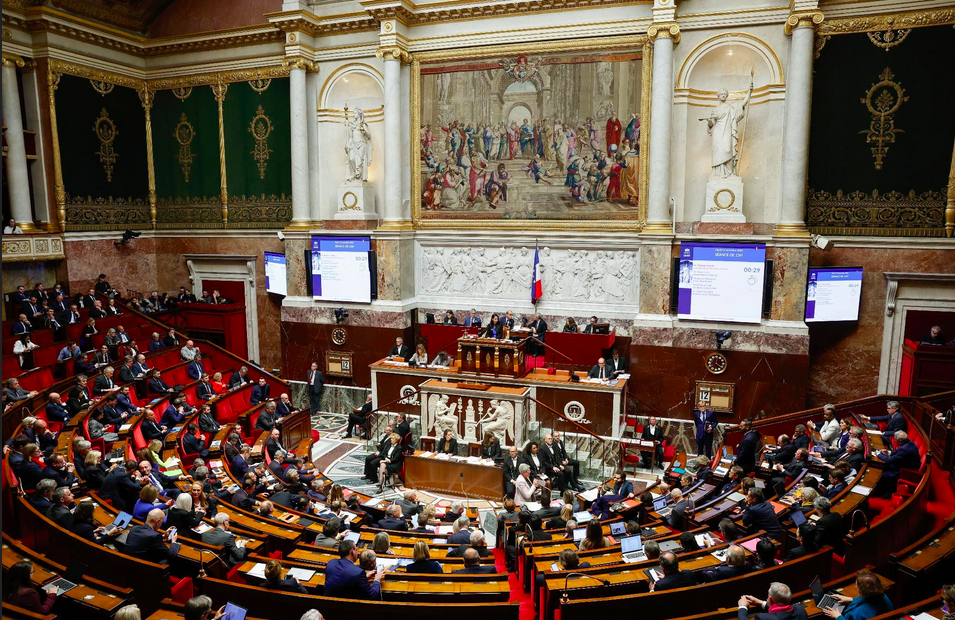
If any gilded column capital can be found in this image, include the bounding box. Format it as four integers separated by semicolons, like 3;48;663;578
282;57;317;72
646;23;680;44
375;46;413;63
137;85;155;111
1;52;25;68
210;80;228;103
784;10;824;36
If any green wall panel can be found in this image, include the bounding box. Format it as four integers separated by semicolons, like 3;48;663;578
153;87;221;201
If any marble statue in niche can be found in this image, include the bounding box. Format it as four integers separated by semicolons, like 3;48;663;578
481;399;514;443
431;394;459;438
344;107;373;182
700;79;753;178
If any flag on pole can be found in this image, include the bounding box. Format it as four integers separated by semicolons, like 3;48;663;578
531;244;542;304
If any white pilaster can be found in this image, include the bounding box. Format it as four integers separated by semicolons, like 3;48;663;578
2;58;35;231
777;12;821;237
289;64;310;226
382;56;403;225
306;69;321;223
400;62;412;218
645;25;679;234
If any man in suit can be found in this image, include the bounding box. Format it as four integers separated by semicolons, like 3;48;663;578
138;460;184;500
93;344;112;367
551;431;582;491
183;423;209;459
45;487;75;528
202;513;248;566
864;400;908;445
741;488;783;541
93;366;118;396
502;310;516;330
874;431;921;496
11;285;28;305
94;273;113;295
3;377;38;403
42;308;65;340
641;416;665;467
823;468;849;500
815;437;865;472
269;450;289;483
78;288;96;310
540;434;568;492
737;583;809;620
324;540;384;599
45;392;71;425
588;357;613;380
667;488;688;530
769;448;809;490
116;385;141;417
101;393;126;426
608;349;629;376
125;508;179;564
463;309;482;327
148;369;175;396
448;515;473;544
453;548;497;574
652;552;698;591
30;419;58;458
118;356;137;383
395;413;411;442
770;435;797;466
395;490;422;518
612;471;634;498
132;354;151;378
5;436;30;476
255;402;283;432
186;354;205;380
250;377;271;405
734;418;762;474
192;375;215;404
697;545;751;582
50;293;67;314
792;424;811;451
527;313;547;356
276;393;297;419
364;426;394;481
388;337;411;361
231;478;255;511
812;496;845;556
229;366;252;389
11;313;32;335
177;287;196;304
345;394;372;438
100;460;145;510
306;362;324;413
21;295;43;321
264;428;285;460
29;479;56;513
140;408;168;442
376;504;409;531
41;453;77;488
502;445;522;497
581;316;599;334
61;304;81;326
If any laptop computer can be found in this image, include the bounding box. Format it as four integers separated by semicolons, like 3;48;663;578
573;511;594;524
773;481;788;499
810;575;845;613
652;496;668;512
658;539;682;553
620;535;646;563
727;492;746;503
573;527;587;542
43;559;87;594
791;509;808;527
610;521;627;536
222;602;248;620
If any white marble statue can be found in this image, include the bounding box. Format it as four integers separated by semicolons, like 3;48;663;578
432;394;459;437
344;107;373;182
700;76;753;178
481;399;513;443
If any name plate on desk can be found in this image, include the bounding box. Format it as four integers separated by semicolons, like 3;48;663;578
457;382;491;391
325;351;353;378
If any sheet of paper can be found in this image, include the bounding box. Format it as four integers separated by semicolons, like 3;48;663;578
524;502;542;512
287;568;316;581
579;488;599;502
247;563;267;579
850;485;871;496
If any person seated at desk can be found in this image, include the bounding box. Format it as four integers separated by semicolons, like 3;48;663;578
45;486;75;528
264;559;309;594
436;429;458;455
250;377;271;405
3;560;59;613
482;313;507;339
442;309;458;325
741;488;783;541
582;316;600;333
313;517;344;550
562;317;579;332
613;470;634;498
481;431;501;460
133;485;170;522
819;569;893;620
376;504;409;531
547;504;573;531
737;582;808;620
409;343;429;366
873;430;921;494
256;401;284;432
608;349;629;376
183;423;209;460
453;548;497;574
814;437;865;472
140;409;168;443
652;551;698;591
588;357;613;380
432;350;452;367
324;540;385;600
71;501;121;545
388;337;411;361
578;518;610;551
861;400;907;445
448;514;473;544
463;309;482;327
126;508;179;564
502;310;516;330
698;544;751;582
202;513;248;567
406;540;443;574
449;529;491;558
147;369;175;397
920;325;946;345
514;463;541;507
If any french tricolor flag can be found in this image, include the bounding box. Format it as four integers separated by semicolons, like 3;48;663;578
531;244;542;304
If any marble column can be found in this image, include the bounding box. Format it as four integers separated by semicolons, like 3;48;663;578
645;25;679;234
777;12;822;237
400;62;412;217
306;69;321;223
2;55;36;232
379;50;405;227
288;62;311;227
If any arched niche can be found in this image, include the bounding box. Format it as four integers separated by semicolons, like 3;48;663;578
677;33;784;91
320;64;384;111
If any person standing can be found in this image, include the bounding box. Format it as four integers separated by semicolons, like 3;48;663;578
694;402;717;458
306;362;324;413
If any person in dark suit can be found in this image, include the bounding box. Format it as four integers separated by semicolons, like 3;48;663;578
186;355;206;381
255;402;283;432
45;486;75;528
811;496;845;556
874;431;921;495
501;310;516;330
116;385;140;417
249;377;271;405
44;393;71;425
11;313;32;335
263;559;309;594
792;424;811;451
521;442;544;479
697;545;751;582
162;328;180;348
527;313;547;356
264;428;285;460
502;445;521;497
608;350;629;377
441;309;458;325
125;508;179;564
201;513;248;566
73;354;96;377
41;454;77;488
436;429;458;455
276;393;296;419
99;460;142;510
588;357;613;380
462;309;482;327
231;478;255;511
376;433;404;492
70;501;121;545
147;370;175;396
228;366;252;389
395;413;411;441
612;471;634;498
769;448;809;491
118;357;137;383
824;468;849;500
388;337;411;360
196;374;216;402
92;366;118;396
405;540;443;574
784;523;819;561
737;583;809;620
452;548;497;574
448;530;492;558
540;434;568;492
734;418;762;474
345;394;372;438
581;316;599;333
306;362;324;413
770;435;797;466
140;409;168;443
641;416;665;467
376;504;409;531
815;437;865;472
653;552;698;591
741;488;783;541
230;445;252;477
364;426;394;481
132;355;151;377
323;540;384;599
269;451;289;482
694;402;718;458
177;287;197;304
182;423;208;459
863;401;908;445
482;314;506;339
666;489;689;530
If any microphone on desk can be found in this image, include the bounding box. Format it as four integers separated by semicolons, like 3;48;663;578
561;572;611;605
460;471;471;513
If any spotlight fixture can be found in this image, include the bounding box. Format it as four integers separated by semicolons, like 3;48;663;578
715;330;733;350
114;229;142;247
334;308;349;324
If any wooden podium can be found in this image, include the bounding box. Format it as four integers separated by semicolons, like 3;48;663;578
457;336;528;378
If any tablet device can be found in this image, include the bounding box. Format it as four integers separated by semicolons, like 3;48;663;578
223;602;248;620
342;531;360;544
791;509;808;527
109;511;133;531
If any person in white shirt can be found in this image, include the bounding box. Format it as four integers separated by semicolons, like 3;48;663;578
180;340;199;361
808;404;840;449
13;335;39;368
4;218;24;234
514;464;540;507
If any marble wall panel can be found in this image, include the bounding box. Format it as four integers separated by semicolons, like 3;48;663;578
64;238;159;298
284;237;308;299
374;239;402;301
807;245;955;406
772;246;810;322
639;243;672;315
281;306;411;329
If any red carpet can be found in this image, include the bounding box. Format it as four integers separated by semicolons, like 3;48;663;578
493;549;536;620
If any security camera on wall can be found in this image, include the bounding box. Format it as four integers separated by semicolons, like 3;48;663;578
810;234;832;251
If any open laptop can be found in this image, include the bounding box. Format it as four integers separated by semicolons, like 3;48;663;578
810;575;845;613
620;535;646;563
573;511;594;524
773;481;788;499
572;527;587;542
222;602;248;620
652;495;669;515
609;521;627;536
43;559;87;594
791;509;808;527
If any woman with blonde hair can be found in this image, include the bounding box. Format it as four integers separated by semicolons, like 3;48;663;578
265;558;308;593
372;531;392;554
410;343;429;366
84;450;107;489
406;540;442;574
114;605;141;620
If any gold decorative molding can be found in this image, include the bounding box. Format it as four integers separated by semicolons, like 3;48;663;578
784;10;824;36
1;233;65;263
93;108;118;182
267;11;378;38
174;112;196;183
147;65;290;91
947;139;955;238
774;222;811;237
375;46;412;63
646;22;680;43
63;194;151;231
143;29;283;57
138;84;157;226
281;57;317;72
47;65;66;231
807;187;946;237
1;51;25;68
171;86;192;100
860;67;907;171
249;105;273;180
813;34;830;59
866;27;911;50
248;78;271;93
211;80;229;225
89;78;114;96
817;9;955;36
48;59;143;89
